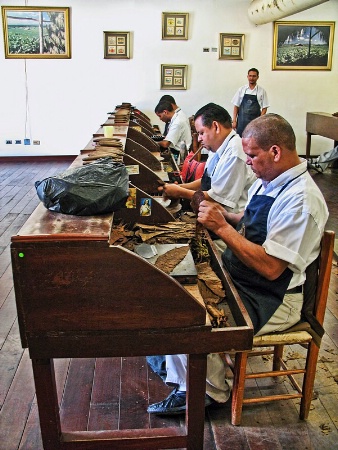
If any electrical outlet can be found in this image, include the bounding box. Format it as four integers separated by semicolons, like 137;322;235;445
15;140;22;144
6;140;12;144
33;140;40;145
211;47;218;52
24;138;31;145
203;47;210;52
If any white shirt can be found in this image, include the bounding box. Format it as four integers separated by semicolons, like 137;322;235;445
165;108;192;152
247;160;329;288
205;130;256;212
231;84;270;110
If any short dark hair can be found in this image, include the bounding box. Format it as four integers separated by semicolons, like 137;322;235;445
194;103;232;128
242;114;296;151
155;100;174;114
248;67;259;76
159;95;176;105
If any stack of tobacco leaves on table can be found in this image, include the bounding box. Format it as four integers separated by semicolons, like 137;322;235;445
110;109;130;123
82;137;124;163
134;222;196;244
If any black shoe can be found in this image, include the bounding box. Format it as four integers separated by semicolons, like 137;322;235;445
147;389;215;415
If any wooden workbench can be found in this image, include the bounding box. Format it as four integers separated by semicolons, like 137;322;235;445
10;104;253;449
306;112;338;159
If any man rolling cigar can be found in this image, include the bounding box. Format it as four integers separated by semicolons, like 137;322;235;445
158;103;255;213
148;113;328;416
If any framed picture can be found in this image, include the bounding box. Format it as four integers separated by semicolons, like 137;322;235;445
1;6;71;59
219;33;244;60
161;64;187;90
272;21;335;70
104;31;130;59
162;12;189;40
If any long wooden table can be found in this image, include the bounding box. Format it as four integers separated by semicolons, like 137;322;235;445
10;104;253;449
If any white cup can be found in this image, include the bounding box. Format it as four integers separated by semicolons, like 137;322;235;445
104;126;114;138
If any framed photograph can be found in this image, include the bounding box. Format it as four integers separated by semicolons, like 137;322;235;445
272;21;335;70
219;33;244;60
104;31;130;59
162;12;189;40
161;64;187;90
1;6;71;59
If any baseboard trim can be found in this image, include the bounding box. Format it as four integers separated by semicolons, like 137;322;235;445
0;155;77;162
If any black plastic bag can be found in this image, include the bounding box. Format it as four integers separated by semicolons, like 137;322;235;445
35;158;129;215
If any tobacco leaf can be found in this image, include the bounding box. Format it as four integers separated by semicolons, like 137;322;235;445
154;246;189;274
197;262;225;297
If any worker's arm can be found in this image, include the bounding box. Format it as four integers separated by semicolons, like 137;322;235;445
198;201;289;280
232;106;239;130
158;139;171;149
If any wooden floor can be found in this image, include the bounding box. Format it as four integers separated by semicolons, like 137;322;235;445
0;159;337;450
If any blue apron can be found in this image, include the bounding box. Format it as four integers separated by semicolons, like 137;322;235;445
222;172;306;333
237;92;261;137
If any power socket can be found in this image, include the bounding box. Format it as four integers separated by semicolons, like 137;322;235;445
15;140;22;144
33;140;40;145
6;140;12;144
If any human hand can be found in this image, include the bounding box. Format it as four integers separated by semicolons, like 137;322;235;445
161;183;182;199
197;200;228;234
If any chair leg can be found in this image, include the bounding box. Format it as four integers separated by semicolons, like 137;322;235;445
231;352;248;426
273;344;284;371
300;341;320;419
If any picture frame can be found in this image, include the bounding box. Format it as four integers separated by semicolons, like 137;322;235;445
104;31;130;59
1;6;71;59
162;12;189;40
272;21;335;70
161;64;187;90
219;33;244;60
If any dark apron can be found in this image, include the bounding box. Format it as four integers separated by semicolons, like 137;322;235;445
201;135;235;191
236;93;261;137
222;172;305;333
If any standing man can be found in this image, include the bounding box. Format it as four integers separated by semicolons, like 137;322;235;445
154;100;192;162
232;68;269;137
147;113;328;416
159;103;255;213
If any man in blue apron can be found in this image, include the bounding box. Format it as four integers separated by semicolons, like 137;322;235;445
158;103;255;213
232;68;269;137
148;113;328;416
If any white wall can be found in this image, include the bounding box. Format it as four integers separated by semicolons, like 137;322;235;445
1;0;337;157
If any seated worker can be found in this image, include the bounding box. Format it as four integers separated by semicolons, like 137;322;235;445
147;113;329;415
154;100;192;162
159;95;178;136
159;103;256;213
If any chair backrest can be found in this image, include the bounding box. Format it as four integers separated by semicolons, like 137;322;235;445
301;230;335;344
314;230;335;324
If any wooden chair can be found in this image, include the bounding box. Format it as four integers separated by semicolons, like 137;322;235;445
228;230;335;426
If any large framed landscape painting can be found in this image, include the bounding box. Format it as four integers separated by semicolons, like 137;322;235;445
1;6;71;58
272;21;334;70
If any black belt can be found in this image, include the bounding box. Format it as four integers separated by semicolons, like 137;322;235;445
286;285;303;294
